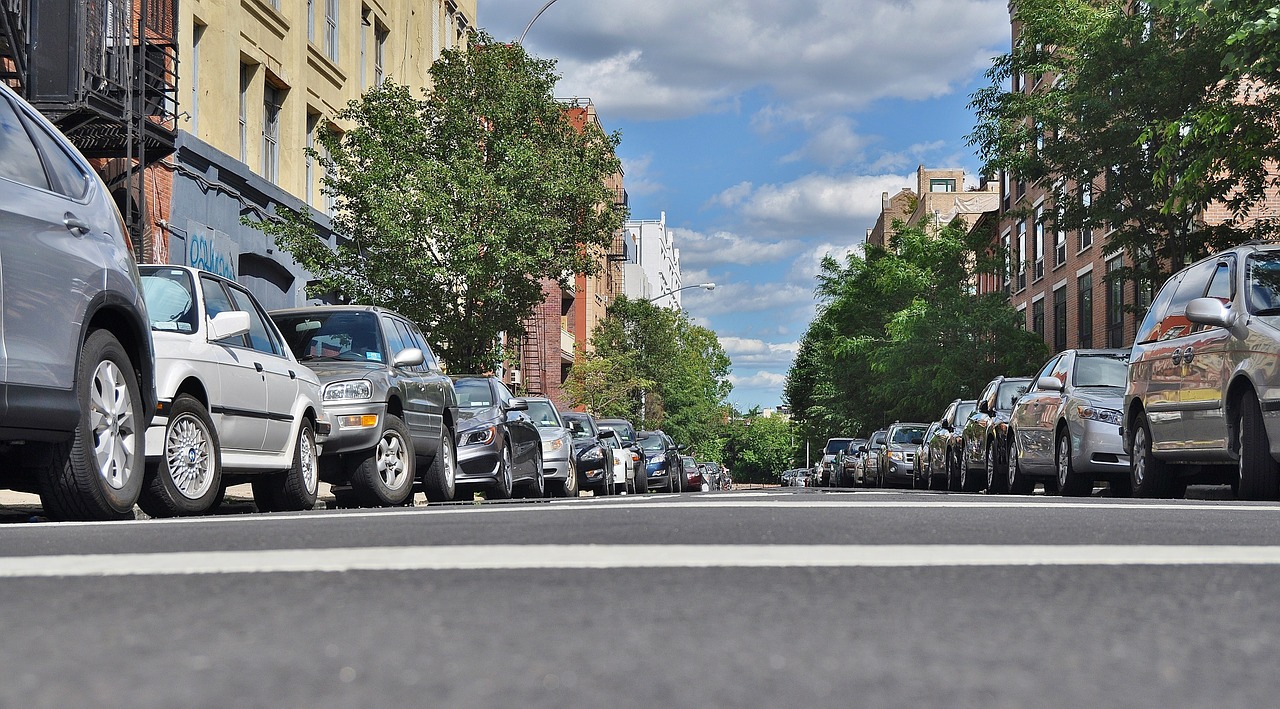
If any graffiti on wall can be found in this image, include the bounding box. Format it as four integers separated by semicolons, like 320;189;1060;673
181;222;238;281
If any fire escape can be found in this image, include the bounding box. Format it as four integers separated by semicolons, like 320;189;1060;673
0;0;178;254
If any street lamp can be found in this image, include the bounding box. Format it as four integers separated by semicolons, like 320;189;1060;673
644;282;716;304
519;0;562;44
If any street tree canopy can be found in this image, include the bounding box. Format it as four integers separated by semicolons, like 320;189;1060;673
249;31;626;373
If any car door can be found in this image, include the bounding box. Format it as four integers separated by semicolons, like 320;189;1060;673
1179;257;1236;453
967;381;998;469
1152;261;1217;450
497;379;538;472
225;282;299;455
381;316;433;452
403;320;449;453
200;276;270;453
1015;355;1063;474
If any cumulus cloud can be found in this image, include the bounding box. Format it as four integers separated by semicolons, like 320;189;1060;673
728;173;910;237
482;0;1008;120
672;227;801;268
781;118;874;167
720;338;800;368
788;241;865;281
729;371;789;389
683;281;814;317
619;153;665;197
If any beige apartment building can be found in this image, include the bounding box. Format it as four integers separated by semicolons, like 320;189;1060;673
866;166;998;249
162;0;476;310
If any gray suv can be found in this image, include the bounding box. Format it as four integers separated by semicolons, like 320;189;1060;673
1125;244;1280;500
271;306;459;505
0;82;156;520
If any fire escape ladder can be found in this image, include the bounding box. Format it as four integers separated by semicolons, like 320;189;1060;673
0;1;28;92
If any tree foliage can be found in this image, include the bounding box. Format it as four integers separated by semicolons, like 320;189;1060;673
722;413;794;485
587;296;733;456
786;221;1048;451
561;352;653;421
248;32;625;372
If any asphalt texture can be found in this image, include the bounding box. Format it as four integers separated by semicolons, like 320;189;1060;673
3;487;1280;708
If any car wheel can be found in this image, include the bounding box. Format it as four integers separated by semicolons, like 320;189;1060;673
984;443;1006;494
1130;413;1175;498
1007;436;1035;495
519;457;546;499
253;421;320;512
139;394;222;517
1237;389;1280;501
1057;430;1092;497
633;468;648;494
422;426;459;502
551;457;578;498
489;443;514;500
38;330;145;521
349;414;415;507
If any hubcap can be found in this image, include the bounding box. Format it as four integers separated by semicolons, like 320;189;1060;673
1008;440;1018;488
89;360;137;491
1057;437;1070;488
165;413;214;500
378;431;410;491
502;446;512;492
300;429;318;495
1133;428;1147;488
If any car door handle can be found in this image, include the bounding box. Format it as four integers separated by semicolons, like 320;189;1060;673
63;214;91;236
1183;346;1195;364
288;369;297;379
254;362;264;372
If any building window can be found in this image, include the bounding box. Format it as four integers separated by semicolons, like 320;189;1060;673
1078;272;1094;349
239;64;251;163
308;0;315;42
306;112;319;206
190;23;205;135
1055;225;1066;267
1033;206;1045;281
262;83;282;184
1106;257;1126;348
930;178;956;193
1033;299;1046;339
360;6;370;88
375;25;387;85
1016;220;1027;291
1001;231;1012;292
325;0;340;61
1079;181;1093;251
1054;287;1067;352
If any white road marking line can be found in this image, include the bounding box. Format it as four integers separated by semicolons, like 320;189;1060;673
5;545;1280;578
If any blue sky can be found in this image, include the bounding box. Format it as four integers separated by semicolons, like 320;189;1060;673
480;0;1011;411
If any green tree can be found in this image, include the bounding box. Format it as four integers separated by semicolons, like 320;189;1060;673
722;413;795;485
562;351;653;420
248;32;626;372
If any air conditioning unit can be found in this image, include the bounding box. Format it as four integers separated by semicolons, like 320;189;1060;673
508;369;522;387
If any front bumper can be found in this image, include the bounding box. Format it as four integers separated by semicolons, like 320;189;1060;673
883;458;915;484
1071;419;1130;474
456;438;503;485
542;454;570;481
317;400;388;457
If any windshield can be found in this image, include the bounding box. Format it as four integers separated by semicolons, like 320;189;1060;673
996;381;1030;410
140;268;198;333
639;435;664;453
273;311;385;363
526;400;562;428
956;402;976;423
890;426;926;444
825;439;853;454
1248;253;1280;314
599;420;636;443
563;415;594;439
1074;354;1128;388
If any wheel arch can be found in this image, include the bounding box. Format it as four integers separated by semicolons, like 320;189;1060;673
83;296;156;420
1225;374;1259;455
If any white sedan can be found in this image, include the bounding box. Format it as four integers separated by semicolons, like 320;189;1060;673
137;266;330;516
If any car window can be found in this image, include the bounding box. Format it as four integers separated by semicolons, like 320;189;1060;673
526;400;563;428
956;402;976;423
564;415;592;439
824;439;851;454
140;268;198;333
406;323;440;371
1246;252;1280;314
639;435;664;453
1074;354;1128;388
996;380;1029;410
1050;356;1071;386
274;311;385;363
0;95;51;190
1135;271;1184;344
226;284;281;356
979;381;998;409
1032;356;1059;387
495;380;515;404
382;316;411;364
201;277;248;348
21;109;90;200
1205;259;1233;303
871;431;886;445
1158;260;1217;341
890;426;926;444
454;378;494;408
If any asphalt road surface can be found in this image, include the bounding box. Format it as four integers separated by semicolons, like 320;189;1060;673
3;487;1280;708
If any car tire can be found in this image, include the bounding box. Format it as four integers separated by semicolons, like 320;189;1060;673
139;394;222;517
1007;436;1035;495
984;442;1007;494
518;456;546;499
38;329;145;521
489;443;514;500
1130;413;1176;498
422;426;459;502
1237;389;1280;501
349;414;415;507
253;421;320;512
1057;430;1093;497
633;469;648;494
551;457;578;498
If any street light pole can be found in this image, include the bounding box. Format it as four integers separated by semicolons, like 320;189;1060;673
644;282;716;305
519;0;562;45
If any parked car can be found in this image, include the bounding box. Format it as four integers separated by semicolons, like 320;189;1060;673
562;412;615;496
270;305;459;504
820;437;855;487
597;418;642;494
962;376;1033;493
1124;244;1280;500
916;421;944;489
0;81;157;521
453;376;544;499
838;439;868;487
681;455;703;491
858;429;888;487
137;266;330;515
879;422;928;488
941;400;977;491
637;430;681;492
523;397;577;497
1009;349;1130;496
699;461;725;491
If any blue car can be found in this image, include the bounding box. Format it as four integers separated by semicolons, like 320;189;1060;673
637;430;682;493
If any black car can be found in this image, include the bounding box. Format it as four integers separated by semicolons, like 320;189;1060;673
637;430;682;493
452;376;544;499
270;305;459;505
561;412;616;496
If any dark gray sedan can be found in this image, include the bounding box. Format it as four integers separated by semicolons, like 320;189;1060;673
452;376;544;499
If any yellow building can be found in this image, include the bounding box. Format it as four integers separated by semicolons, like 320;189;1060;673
161;0;476;309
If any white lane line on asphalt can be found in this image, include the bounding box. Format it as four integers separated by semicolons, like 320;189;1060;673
6;545;1280;577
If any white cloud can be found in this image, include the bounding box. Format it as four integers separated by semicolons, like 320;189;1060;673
788;241;865;281
729;371;789;389
867;140;950;173
683;281;814;317
730;172;910;236
619;153;664;197
672;227;801;268
781;118;873;167
720;337;800;368
707;182;755;209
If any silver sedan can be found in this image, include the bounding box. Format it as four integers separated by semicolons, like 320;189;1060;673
1008;349;1130;496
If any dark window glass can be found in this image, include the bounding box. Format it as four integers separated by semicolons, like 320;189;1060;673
1135;272;1184;344
225;283;280;355
1078;273;1094;349
22;112;89;199
1157;260;1216;341
1205;260;1233;302
1247;253;1280;314
201;278;248;348
1053;287;1068;352
1106;258;1126;348
1032;299;1046;338
0;95;50;189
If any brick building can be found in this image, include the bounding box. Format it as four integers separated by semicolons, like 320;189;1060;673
866;166;998;249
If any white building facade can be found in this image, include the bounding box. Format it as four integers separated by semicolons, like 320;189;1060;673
623;212;683;308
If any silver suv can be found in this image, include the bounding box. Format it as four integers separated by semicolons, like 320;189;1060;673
0;82;156;520
1125;243;1280;500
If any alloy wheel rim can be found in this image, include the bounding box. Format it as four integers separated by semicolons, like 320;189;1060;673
378;431;410;490
1133;428;1147;487
166;413;214;499
1057;437;1070;488
1007;440;1018;489
1237;417;1246;486
502;446;512;492
986;446;995;487
89;359;137;491
300;429;318;494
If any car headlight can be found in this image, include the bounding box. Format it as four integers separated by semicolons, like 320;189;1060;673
542;438;565;454
1078;406;1122;425
324;379;372;401
462;426;496;446
888;451;906;461
582;446;605;461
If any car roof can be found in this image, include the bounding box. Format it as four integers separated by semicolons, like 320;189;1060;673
269;304;404;318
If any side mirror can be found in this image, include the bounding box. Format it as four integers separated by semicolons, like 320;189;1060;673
1037;376;1064;392
505;397;529;412
208;310;251;341
857;445;867;453
1186;297;1237;329
599;429;618;440
392;347;425;368
978;400;991;415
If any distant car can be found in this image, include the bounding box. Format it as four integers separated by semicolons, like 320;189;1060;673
137;266;329;516
270;305;459;505
681;455;702;491
1010;349;1130;496
820;438;855;487
859;429;888;487
916;421;944;490
879;422;928;488
941;400;977;491
453;376;544;499
700;461;724;491
961;376;1032;493
838;439;867;487
597;418;643;493
523;397;577;497
637;430;681;492
0;81;157;521
562;412;614;496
